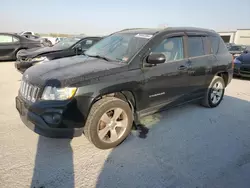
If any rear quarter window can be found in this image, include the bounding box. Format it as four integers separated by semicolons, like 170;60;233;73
209;36;219;54
218;36;229;53
209;35;228;54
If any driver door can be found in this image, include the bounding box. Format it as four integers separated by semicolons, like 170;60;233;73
142;34;192;110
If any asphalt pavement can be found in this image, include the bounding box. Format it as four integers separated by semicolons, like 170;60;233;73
0;61;250;188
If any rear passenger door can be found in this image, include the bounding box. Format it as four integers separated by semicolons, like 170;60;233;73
186;34;215;96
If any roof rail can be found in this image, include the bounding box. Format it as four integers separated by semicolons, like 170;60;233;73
107;28;146;36
119;28;148;32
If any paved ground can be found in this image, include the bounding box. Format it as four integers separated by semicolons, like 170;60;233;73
0;61;250;188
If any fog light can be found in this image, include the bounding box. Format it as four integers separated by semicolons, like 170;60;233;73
42;113;62;127
52;114;61;124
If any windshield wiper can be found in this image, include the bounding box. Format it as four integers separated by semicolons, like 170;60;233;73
87;54;111;61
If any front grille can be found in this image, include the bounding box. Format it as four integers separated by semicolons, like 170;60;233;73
240;67;250;72
19;80;40;102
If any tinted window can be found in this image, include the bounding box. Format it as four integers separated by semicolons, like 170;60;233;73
80;39;99;49
202;37;210;54
218;36;229;54
187;37;205;57
152;37;184;62
209;36;219;54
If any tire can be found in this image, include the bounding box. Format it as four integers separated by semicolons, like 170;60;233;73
83;97;133;149
201;76;225;108
15;49;25;60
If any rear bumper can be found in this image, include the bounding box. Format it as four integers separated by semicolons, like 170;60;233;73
16;96;84;138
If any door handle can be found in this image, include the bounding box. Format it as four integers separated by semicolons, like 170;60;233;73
178;65;187;70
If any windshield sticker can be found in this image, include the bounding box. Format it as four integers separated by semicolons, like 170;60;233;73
135;34;153;39
122;57;129;62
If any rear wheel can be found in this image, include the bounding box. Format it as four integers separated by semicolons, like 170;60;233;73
201;76;225;108
84;97;133;149
15;49;25;60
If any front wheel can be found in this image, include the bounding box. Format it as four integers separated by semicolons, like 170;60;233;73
201;76;225;108
84;97;133;149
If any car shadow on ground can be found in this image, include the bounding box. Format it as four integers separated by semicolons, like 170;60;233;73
96;95;250;188
30;137;74;188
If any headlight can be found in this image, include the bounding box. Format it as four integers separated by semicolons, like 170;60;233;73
41;86;77;100
32;56;49;63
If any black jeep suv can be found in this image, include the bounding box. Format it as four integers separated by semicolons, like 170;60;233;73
16;27;233;149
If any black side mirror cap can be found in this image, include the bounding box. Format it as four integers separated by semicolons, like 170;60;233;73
147;53;166;65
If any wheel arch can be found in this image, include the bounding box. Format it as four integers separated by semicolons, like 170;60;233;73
215;71;229;86
92;91;136;112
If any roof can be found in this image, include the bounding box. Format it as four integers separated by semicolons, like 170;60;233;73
117;27;216;35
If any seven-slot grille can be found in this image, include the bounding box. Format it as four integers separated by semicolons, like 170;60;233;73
19;80;40;102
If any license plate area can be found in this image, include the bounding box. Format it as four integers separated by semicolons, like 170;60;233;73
16;97;24;115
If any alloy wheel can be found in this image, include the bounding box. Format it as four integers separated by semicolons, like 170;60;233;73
97;108;128;143
210;81;223;104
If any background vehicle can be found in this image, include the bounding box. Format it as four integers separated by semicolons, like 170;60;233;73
225;42;235;49
0;32;43;61
228;44;247;58
42;36;57;45
19;31;35;36
21;34;53;47
55;37;66;44
16;27;233;149
233;52;250;77
15;36;102;73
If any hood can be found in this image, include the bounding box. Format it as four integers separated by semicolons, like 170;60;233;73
18;46;66;58
229;50;243;54
24;55;126;87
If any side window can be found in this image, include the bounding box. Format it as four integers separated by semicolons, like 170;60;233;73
151;37;184;62
209;36;219;54
0;35;14;43
218;36;229;54
202;37;210;54
187;37;205;57
80;39;96;49
13;36;19;42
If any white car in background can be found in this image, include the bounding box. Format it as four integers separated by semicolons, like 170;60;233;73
19;31;35;36
42;36;57;45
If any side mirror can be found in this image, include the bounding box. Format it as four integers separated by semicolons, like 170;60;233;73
75;44;82;54
147;53;166;65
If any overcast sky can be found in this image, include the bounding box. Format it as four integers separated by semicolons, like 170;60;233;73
1;0;250;35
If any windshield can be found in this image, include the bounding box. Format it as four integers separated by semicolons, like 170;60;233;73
229;45;245;51
84;33;152;62
53;37;81;48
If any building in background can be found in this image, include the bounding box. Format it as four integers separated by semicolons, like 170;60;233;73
218;29;250;45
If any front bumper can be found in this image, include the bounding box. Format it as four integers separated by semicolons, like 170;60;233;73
15;96;84;138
